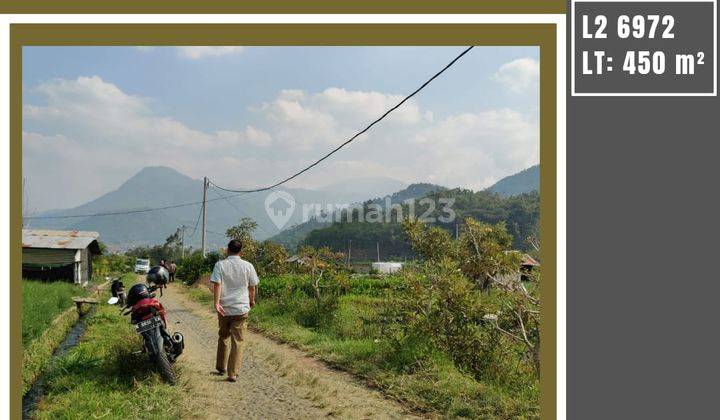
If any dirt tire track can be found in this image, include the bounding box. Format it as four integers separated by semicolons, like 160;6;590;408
159;282;420;419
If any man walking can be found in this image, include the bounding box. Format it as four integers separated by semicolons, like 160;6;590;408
211;239;259;382
168;260;177;282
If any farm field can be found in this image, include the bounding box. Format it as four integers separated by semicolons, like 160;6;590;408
22;280;88;346
184;272;540;418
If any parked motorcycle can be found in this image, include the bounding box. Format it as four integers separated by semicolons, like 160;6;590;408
116;267;184;384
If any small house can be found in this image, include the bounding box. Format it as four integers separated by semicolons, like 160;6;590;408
286;255;308;265
22;229;102;285
494;252;541;286
519;254;540;281
371;262;403;274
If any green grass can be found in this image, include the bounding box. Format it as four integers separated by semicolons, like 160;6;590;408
183;286;213;306
34;300;194;418
117;271;139;284
182;276;538;418
22;280;89;347
22;307;79;396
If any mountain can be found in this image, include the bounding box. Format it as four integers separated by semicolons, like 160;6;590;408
318;177;407;201
28;164;538;251
368;183;445;205
487;165;539;197
28;166;412;250
270;183;443;251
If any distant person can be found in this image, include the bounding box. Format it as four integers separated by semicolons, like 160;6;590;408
168;260;177;282
159;259;167;269
211;239;259;382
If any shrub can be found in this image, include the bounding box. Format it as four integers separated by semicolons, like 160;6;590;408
94;254;133;278
176;251;221;284
386;261;537;390
255;241;289;277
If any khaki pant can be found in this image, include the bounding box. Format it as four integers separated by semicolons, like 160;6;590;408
216;313;248;377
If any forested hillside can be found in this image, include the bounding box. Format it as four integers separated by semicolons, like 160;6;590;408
302;189;540;260
271;183;443;251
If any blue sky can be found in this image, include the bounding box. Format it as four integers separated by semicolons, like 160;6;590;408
23;46;539;211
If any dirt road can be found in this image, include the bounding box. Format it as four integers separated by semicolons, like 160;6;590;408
157;282;420;419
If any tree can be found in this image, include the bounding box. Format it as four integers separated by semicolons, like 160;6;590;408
484;264;540;376
255;241;288;276
165;228;183;248
459;218;518;290
400;216;541;377
401;219;457;264
225;217;258;260
297;246;345;305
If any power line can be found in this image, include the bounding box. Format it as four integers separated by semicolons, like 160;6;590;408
209;186;274;237
25;46;474;220
209;46;474;193
24;191;248;220
26;200;205;220
186;202;205;239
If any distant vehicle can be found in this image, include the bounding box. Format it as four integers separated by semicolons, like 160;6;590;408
134;258;150;274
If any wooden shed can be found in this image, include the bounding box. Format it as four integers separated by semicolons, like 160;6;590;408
22;229;102;285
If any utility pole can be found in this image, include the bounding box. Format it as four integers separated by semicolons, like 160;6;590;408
180;225;186;259
376;241;380;262
201;177;208;257
348;239;352;265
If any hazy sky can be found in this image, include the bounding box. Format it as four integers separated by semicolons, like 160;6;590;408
22;46;539;212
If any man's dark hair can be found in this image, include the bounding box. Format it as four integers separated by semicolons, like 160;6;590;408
227;239;243;254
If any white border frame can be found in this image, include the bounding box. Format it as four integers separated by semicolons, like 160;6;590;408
571;0;717;96
0;13;567;420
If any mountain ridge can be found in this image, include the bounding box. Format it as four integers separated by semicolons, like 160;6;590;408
29;164;539;250
29;166;413;249
487;164;539;196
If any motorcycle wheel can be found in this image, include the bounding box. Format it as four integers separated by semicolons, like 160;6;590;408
153;347;176;385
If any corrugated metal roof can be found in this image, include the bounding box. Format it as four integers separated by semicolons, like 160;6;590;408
22;229;100;251
504;250;540;267
521;254;540;267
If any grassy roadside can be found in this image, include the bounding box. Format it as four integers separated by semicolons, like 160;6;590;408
22;280;91;396
22;307;79;396
33;295;197;418
179;278;536;418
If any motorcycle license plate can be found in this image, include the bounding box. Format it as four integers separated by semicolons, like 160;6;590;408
135;316;161;333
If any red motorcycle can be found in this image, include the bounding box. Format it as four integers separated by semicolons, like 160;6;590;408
120;270;184;384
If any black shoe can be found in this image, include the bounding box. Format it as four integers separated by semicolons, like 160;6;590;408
213;369;226;376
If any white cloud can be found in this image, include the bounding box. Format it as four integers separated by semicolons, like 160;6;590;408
23;76;270;209
215;126;272;147
492;57;539;93
407;109;539;190
134;46;246;59
256;87;425;151
175;46;245;59
23;75;538;210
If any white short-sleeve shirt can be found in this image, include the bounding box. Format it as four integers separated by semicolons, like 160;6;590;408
210;255;259;316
